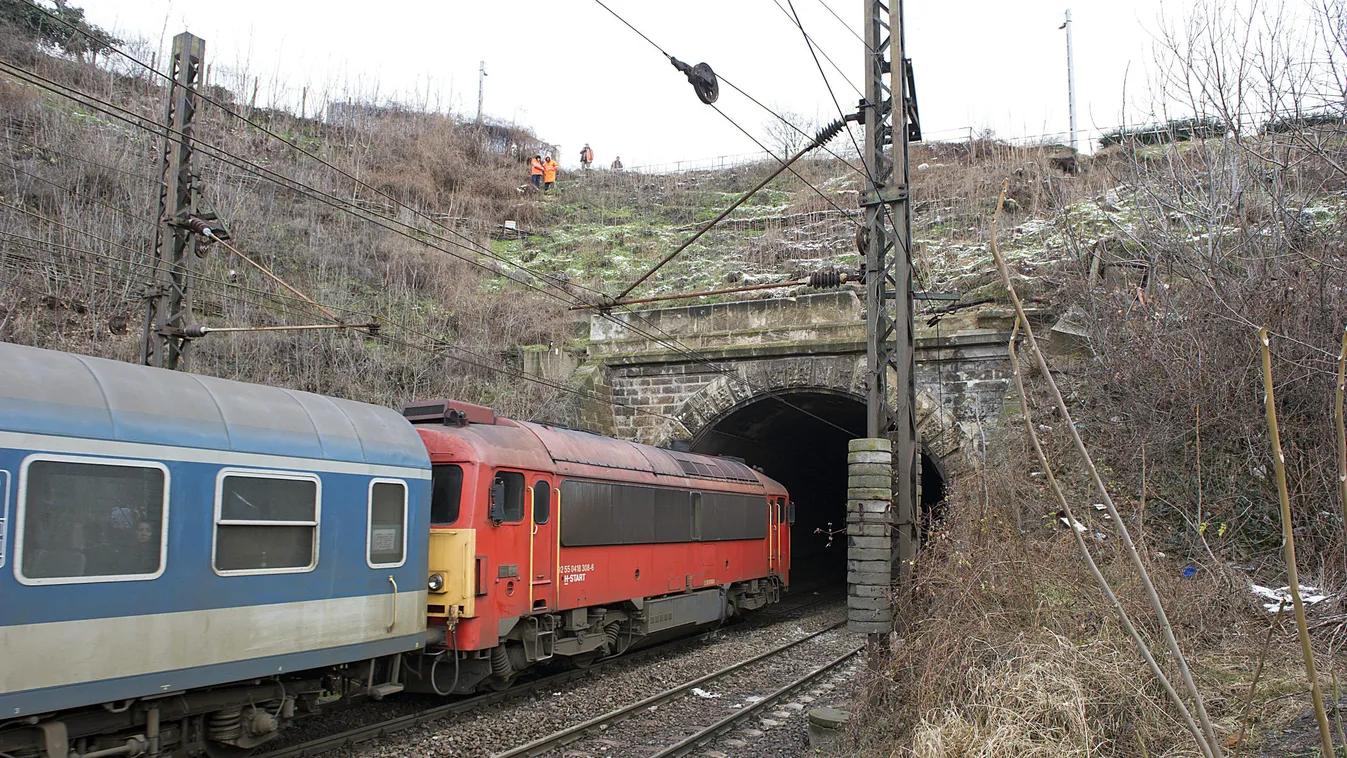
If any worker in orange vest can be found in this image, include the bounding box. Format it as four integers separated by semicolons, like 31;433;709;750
542;154;558;192
529;154;544;190
580;143;594;170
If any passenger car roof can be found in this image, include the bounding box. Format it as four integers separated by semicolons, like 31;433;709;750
0;342;428;470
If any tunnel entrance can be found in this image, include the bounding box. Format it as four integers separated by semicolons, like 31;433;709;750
686;390;946;588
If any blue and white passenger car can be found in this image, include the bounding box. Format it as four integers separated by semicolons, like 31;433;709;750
0;343;431;758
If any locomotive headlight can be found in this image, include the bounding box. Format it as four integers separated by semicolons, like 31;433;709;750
428;573;445;593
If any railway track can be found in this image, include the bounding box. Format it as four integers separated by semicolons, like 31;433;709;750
491;621;860;758
257;588;845;758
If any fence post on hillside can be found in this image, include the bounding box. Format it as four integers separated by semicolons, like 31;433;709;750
141;32;205;371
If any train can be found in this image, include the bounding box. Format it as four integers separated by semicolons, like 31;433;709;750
0;342;793;758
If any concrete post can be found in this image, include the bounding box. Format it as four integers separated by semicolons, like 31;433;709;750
847;437;893;634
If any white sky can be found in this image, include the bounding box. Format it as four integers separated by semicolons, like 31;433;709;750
82;1;1202;168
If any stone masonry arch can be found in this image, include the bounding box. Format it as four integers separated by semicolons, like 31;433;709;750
556;290;1029;477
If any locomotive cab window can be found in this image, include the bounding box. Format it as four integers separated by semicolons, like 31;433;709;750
533;481;551;525
17;457;168;584
431;464;464;525
214;470;319;574
368;480;407;568
491;471;525;524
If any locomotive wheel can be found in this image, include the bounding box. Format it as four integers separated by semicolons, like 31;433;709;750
484;674;515;692
570;652;602;670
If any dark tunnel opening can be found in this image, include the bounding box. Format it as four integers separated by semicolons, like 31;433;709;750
686;390;946;589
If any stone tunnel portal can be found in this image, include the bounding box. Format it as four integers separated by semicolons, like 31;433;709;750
686;390;946;588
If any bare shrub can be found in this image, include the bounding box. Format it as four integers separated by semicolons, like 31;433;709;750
0;23;572;420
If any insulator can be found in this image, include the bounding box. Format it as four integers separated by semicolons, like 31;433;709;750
808;270;844;288
184;324;208;338
185;217;213;238
810;118;846;150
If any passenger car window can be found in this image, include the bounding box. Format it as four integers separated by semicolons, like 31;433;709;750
368;480;407;567
533;481;550;525
0;470;9;569
19;458;166;582
214;472;318;573
496;471;525;523
431;465;463;525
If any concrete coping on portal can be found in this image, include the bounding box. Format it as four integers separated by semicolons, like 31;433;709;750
590;290;863;342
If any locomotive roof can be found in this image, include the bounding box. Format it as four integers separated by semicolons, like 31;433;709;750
0;342;429;471
410;402;784;492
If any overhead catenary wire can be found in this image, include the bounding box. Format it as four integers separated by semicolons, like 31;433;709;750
16;0;615;305
11;9;861;321
613;118;846;303
3;20;863;440
0;131;161;181
1;162;157;229
0;227;689;428
813;0;871;51
767;0;863;98
776;0;933;298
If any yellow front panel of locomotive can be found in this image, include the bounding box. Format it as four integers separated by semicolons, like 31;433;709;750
427;529;476;619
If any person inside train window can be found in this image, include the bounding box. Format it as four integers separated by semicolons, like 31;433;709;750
20;460;163;580
122;520;160;575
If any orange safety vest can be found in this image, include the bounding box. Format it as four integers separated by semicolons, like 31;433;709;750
543;159;558;182
530;158;544;176
583;148;593;163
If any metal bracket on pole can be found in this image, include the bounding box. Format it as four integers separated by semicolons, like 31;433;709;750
142;31;205;371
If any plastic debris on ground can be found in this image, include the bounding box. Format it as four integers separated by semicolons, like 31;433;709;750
1058;517;1087;533
1251;583;1331;612
692;688;721;699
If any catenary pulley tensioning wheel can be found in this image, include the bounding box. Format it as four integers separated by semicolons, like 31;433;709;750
670;57;719;104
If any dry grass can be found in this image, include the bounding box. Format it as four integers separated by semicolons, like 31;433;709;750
0;25;574;420
848;424;1347;756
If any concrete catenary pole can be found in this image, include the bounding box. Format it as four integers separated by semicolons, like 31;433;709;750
1061;10;1078;151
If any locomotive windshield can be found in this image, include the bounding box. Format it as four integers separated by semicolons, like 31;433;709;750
431;465;464;525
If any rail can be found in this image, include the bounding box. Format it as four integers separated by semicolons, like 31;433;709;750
649;644;863;757
256;591;845;758
490;620;849;758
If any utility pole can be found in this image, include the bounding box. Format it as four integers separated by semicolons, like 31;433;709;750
476;61;486;126
142;32;205;370
1061;10;1078;151
849;0;920;637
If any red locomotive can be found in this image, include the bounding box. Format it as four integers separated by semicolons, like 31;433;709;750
402;400;792;693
